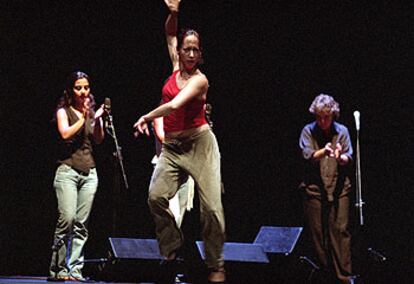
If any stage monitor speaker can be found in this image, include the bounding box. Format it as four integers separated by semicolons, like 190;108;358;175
195;241;269;263
254;226;303;255
96;238;166;282
109;237;163;260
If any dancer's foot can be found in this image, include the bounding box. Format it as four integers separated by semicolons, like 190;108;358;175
208;267;226;283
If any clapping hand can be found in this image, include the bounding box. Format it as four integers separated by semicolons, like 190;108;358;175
324;142;335;158
94;104;106;120
82;97;91;119
334;143;342;160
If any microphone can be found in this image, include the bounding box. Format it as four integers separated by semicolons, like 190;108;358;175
104;97;111;129
353;110;360;131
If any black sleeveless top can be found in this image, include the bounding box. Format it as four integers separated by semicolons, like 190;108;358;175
57;107;95;173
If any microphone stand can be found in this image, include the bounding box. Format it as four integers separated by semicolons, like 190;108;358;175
105;113;128;236
353;112;386;281
354;127;364;226
105;114;129;190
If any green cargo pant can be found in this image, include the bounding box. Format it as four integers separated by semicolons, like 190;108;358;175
148;129;225;269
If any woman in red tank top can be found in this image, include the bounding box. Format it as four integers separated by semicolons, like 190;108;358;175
133;1;225;283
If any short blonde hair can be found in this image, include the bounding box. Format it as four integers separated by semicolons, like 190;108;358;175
309;93;340;119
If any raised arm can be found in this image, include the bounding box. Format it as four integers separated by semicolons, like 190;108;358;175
164;0;180;70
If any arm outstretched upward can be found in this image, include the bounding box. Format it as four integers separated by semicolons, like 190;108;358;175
133;0;208;136
164;0;180;71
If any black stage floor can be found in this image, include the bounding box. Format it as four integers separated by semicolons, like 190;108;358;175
0;276;166;284
0;254;401;284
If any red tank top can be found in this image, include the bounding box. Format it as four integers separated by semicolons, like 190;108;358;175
162;70;208;132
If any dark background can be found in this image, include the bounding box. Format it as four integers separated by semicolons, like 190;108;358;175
1;0;412;280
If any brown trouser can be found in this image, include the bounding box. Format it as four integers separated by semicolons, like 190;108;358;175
304;194;353;283
148;129;225;269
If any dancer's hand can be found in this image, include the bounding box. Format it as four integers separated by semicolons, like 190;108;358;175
164;0;181;13
133;116;150;137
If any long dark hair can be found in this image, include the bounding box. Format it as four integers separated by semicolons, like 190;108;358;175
56;71;95;119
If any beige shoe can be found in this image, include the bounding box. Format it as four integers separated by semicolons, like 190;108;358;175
208;267;226;283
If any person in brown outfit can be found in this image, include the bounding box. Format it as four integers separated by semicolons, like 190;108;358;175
299;94;356;283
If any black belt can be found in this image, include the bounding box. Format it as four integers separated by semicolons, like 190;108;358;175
73;167;94;176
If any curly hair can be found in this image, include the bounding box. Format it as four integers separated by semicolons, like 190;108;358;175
309;93;340;119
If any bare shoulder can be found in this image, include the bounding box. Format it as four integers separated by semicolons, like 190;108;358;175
56;108;67;118
192;71;209;88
